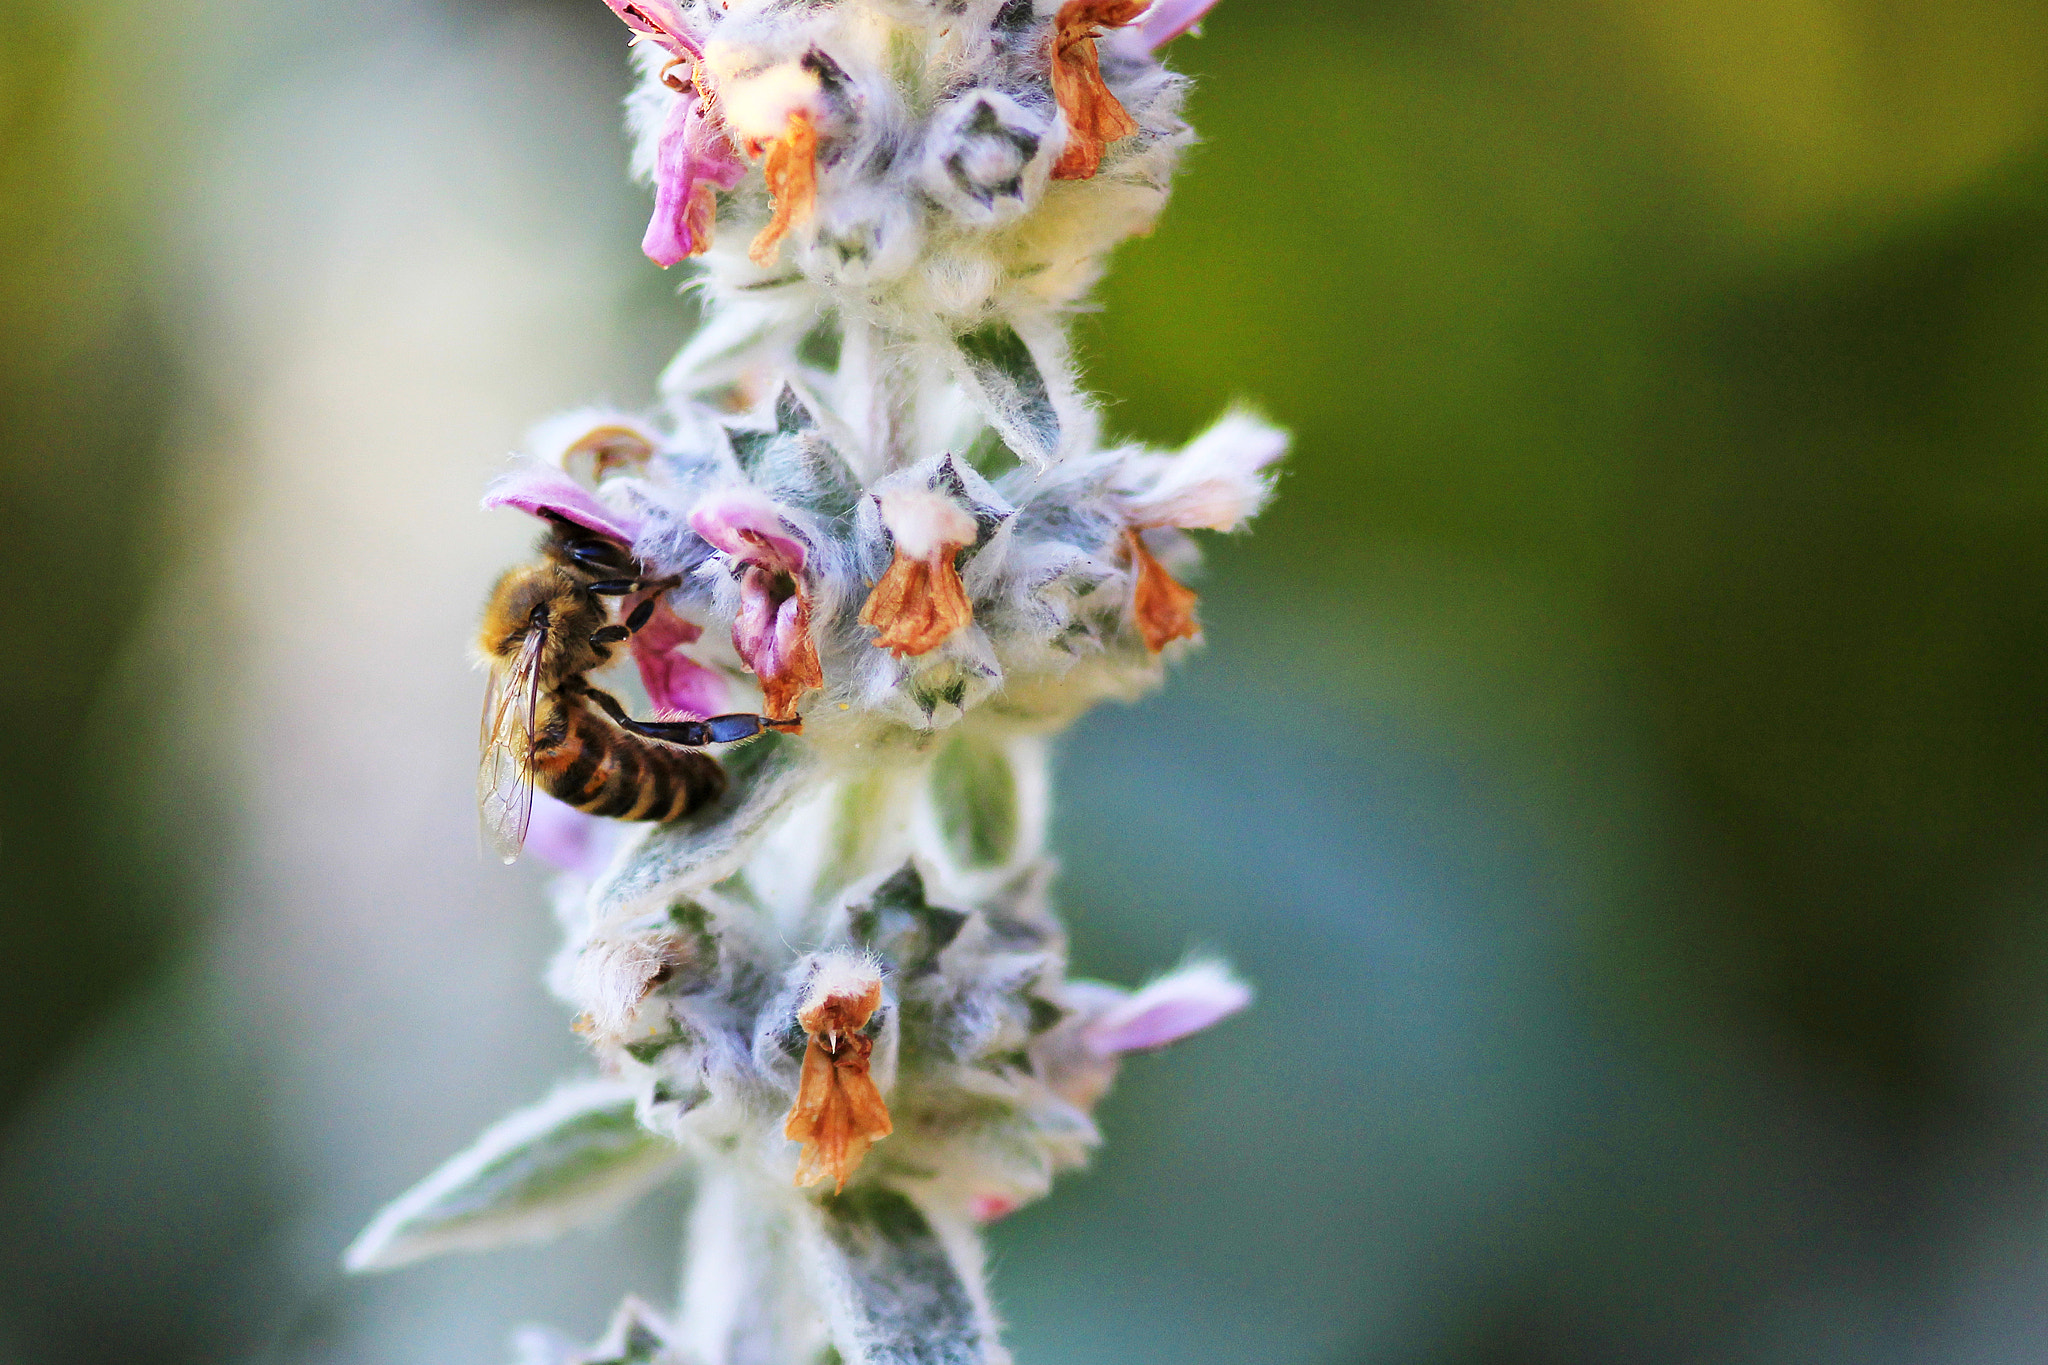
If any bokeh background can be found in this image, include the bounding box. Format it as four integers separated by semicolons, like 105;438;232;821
8;0;2048;1360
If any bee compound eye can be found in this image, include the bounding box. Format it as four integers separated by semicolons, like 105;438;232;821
568;536;626;565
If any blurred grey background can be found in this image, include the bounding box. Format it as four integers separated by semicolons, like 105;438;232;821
8;0;2048;1360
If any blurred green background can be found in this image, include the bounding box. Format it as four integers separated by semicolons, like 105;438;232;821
8;0;2048;1360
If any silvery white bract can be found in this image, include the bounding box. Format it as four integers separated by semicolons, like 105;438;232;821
349;1;1281;1361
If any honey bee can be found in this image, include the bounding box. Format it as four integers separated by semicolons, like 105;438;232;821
478;512;799;863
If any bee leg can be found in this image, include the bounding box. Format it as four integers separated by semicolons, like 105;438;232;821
628;719;719;746
548;521;638;576
589;597;657;653
614;580;680;624
581;685;640;727
632;713;793;745
583;685;714;747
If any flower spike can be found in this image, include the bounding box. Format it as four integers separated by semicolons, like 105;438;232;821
365;6;1288;1359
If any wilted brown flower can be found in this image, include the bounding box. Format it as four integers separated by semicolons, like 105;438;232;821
1049;0;1145;180
1126;526;1200;651
785;970;892;1192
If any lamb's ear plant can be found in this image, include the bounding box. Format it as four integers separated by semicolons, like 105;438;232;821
346;2;1284;1360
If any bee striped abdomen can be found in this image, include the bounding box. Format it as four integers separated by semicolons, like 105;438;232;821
535;697;726;822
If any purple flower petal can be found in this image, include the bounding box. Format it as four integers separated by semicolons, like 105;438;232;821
971;1194;1020;1223
630;597;728;718
483;467;645;544
689;489;808;575
524;793;618;879
732;566;805;676
1139;0;1220;47
598;0;701;59
644;104;709;267
640;649;727;720
642;91;748;267
1080;961;1250;1056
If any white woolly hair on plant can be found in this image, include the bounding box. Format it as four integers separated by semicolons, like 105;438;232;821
349;1;1284;1362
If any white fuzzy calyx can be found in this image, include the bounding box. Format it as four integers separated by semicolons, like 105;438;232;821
876;487;978;561
701;46;825;146
799;950;887;1025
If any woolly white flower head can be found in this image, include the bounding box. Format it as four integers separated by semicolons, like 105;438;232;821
617;0;1195;320
601;0;1215;470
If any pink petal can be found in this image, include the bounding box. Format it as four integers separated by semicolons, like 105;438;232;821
1140;0;1220;47
525;794;618;879
1081;962;1250;1056
642;92;747;267
629;596;727;718
766;591;808;676
731;570;777;667
971;1194;1019;1223
644;99;707;267
598;0;702;59
637;645;727;720
483;467;645;544
731;566;807;680
689;489;808;574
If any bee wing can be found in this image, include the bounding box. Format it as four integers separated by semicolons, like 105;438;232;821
478;627;546;864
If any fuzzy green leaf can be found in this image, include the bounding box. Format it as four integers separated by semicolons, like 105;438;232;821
805;1189;993;1365
950;321;1059;466
850;863;968;976
344;1080;680;1272
929;736;1018;869
592;733;819;919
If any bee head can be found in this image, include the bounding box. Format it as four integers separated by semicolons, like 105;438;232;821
540;514;640;582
